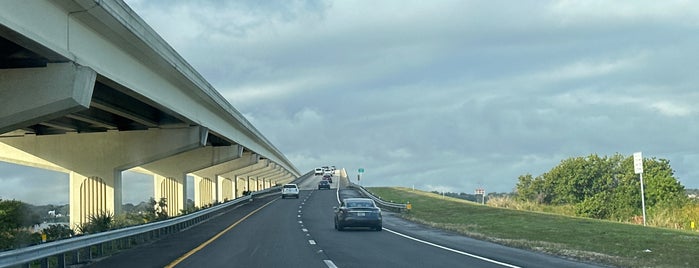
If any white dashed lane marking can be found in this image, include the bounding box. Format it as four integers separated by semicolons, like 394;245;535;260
301;186;337;268
324;260;338;268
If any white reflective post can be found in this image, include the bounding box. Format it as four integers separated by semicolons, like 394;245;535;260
634;152;647;226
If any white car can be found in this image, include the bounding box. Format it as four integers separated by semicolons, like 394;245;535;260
281;184;299;199
314;168;324;176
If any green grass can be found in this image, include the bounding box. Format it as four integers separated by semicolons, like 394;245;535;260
368;187;699;268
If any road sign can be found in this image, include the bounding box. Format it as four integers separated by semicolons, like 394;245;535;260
358;168;364;174
475;188;485;204
633;152;643;174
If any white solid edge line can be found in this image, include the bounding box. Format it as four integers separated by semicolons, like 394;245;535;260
384;228;521;268
324;260;338;268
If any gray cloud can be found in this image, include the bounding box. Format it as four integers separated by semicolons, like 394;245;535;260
3;1;699;205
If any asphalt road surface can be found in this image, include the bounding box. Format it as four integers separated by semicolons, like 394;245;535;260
88;174;602;268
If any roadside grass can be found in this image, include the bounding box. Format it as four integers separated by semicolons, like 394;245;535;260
368;187;699;268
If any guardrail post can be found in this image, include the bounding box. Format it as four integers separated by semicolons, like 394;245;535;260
56;253;66;268
98;243;105;258
88;246;94;262
71;249;80;266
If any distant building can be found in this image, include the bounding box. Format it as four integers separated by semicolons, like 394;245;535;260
32;222;70;233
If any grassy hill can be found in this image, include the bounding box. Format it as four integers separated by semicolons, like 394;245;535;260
368;187;699;268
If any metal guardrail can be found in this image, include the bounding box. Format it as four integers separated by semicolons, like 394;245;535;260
0;171;314;268
347;182;410;212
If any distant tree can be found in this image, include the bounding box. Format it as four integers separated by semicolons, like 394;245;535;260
0;199;41;230
516;153;689;220
156;197;168;220
0;199;42;250
122;203;136;213
516;174;543;202
143;197;168;222
641;158;686;208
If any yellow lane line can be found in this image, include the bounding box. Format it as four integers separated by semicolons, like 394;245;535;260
164;198;278;268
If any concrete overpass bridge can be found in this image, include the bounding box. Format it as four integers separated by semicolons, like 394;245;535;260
0;0;300;229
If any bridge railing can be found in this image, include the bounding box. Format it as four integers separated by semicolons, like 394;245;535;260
347;182;409;212
0;171;313;268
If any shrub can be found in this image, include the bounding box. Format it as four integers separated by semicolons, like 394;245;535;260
76;211;114;234
43;224;74;242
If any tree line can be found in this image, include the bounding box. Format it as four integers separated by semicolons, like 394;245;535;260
515;153;689;221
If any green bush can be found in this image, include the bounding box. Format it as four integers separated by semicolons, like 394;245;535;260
76;211;114;234
43;224;74;242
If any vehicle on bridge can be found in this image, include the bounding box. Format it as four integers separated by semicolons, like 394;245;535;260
314;168;324;176
334;198;382;231
323;174;333;183
318;180;331;190
281;184;299;199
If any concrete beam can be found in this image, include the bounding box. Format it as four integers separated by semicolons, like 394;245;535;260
240;163;277;191
254;166;283;189
268;172;283;184
251;164;280;180
228;159;270;192
0;126;206;228
0;63;96;134
269;172;286;184
258;168;285;188
235;160;272;178
278;173;295;185
130;145;243;216
190;152;258;206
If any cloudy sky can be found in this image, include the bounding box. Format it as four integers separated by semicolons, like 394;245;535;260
3;0;699;205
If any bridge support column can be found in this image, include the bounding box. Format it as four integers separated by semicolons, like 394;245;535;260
193;175;215;207
283;173;295;184
0;127;206;229
233;160;272;193
153;175;184;216
261;166;284;187
0;63;96;134
251;177;259;191
190;152;258;205
274;171;289;184
236;176;247;197
134;145;243;215
217;176;234;202
266;170;285;186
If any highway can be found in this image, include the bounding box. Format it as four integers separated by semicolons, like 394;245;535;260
88;174;600;268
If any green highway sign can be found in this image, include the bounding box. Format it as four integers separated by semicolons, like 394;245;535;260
358;168;364;173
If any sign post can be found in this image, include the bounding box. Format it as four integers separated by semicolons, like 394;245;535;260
475;188;485;205
358;168;364;185
634;152;647;226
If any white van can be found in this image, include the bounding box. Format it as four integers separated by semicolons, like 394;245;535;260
314;168;324;176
